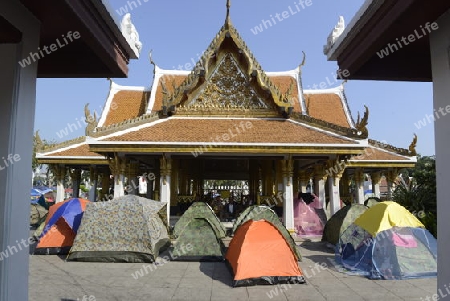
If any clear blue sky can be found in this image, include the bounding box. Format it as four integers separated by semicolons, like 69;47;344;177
34;0;435;156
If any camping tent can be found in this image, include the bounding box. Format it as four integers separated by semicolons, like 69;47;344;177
67;196;170;262
173;202;225;239
172;202;226;260
365;197;381;208
293;195;324;237
172;217;226;261
30;204;48;227
226;219;306;287
34;198;90;255
322;204;368;245
232;205;301;261
337;201;437;279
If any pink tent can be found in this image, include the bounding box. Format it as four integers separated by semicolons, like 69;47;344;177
293;194;324;237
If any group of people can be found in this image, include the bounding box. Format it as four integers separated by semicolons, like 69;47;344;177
209;194;255;221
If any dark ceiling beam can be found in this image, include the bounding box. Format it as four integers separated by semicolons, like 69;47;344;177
0;15;22;43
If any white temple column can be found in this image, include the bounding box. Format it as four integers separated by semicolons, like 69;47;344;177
160;155;172;225
313;164;327;210
53;164;66;203
69;168;81;198
298;170;309;194
281;156;295;233
354;168;365;204
386;168;398;199
328;176;341;216
113;175;124;198
108;155;126;198
88;166;98;202
371;171;381;198
126;162;140;195
0;2;40;299
430;11;450;299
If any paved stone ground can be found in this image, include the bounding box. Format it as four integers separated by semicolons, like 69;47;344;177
28;238;436;301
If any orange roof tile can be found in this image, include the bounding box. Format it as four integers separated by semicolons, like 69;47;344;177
103;90;150;126
103;118;357;144
304;93;350;128
269;76;301;113
151;75;187;112
351;147;409;161
48;144;102;157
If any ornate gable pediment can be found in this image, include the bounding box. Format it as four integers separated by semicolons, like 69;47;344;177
181;53;275;112
160;15;294;117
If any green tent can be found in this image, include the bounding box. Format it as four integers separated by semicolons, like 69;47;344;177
173;202;226;261
322;204;368;245
67;196;170;263
232;205;302;261
173;202;226;239
172;217;225;261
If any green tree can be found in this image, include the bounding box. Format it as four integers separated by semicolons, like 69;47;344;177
393;155;436;236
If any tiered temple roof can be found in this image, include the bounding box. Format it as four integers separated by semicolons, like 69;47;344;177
36;7;416;167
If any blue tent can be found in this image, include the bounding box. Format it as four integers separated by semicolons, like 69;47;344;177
31;189;42;203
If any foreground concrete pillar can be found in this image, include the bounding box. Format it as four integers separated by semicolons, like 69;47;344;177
0;2;40;299
430;11;450;299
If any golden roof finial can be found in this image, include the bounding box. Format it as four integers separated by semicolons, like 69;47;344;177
225;0;231;28
409;133;418;156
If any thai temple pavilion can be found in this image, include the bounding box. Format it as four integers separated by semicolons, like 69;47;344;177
36;3;417;232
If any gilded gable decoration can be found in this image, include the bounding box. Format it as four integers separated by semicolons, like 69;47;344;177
355;105;369;137
408;134;418;156
183;53;272;110
157;10;295;117
85;103;98;135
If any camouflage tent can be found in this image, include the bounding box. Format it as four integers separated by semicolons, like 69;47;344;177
172;202;226;260
322;204;368;245
30;203;48;226
67;196;170;263
173;202;226;239
232;205;302;261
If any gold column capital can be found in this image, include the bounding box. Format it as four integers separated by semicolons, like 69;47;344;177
281;155;294;185
51;164;66;182
371;171;381;184
354;168;365;182
160;154;172;184
108;154;126;184
386;168;399;183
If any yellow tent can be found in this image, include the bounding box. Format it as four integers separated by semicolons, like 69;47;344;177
354;201;424;237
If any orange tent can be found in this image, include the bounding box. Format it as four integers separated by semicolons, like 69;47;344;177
226;219;306;286
35;198;90;255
